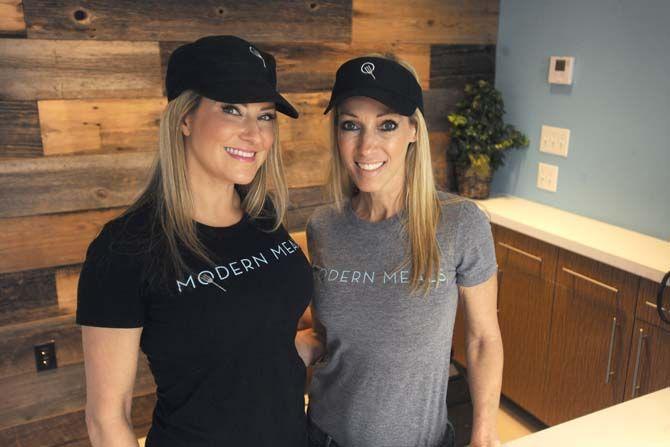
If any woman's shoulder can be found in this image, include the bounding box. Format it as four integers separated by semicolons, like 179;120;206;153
89;203;156;261
437;191;490;232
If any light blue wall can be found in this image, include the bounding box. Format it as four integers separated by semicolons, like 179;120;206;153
492;0;670;240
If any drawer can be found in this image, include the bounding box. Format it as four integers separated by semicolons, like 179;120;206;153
493;225;558;282
635;277;670;328
556;249;639;316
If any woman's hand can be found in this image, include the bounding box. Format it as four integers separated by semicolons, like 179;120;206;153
295;329;325;367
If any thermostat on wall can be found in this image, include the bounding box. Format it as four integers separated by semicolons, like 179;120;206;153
548;56;574;85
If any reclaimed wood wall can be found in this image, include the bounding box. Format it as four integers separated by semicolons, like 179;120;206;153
0;1;497;445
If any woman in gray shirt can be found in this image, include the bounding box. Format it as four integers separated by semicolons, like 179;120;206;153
295;55;504;447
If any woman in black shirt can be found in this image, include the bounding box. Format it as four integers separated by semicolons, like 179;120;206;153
77;35;313;446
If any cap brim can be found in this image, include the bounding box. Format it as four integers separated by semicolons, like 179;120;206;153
197;80;299;119
324;87;417;116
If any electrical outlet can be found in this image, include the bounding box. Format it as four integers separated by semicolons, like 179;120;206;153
537;162;559;192
34;341;57;372
540;125;570;157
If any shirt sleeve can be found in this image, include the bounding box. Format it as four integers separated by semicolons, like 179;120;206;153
76;225;146;328
455;200;498;287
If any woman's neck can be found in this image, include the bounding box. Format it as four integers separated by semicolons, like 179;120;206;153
352;188;403;223
188;172;243;227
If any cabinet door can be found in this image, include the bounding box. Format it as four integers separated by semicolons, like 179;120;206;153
634;278;670;327
493;226;558;418
624;320;670;400
541;250;638;425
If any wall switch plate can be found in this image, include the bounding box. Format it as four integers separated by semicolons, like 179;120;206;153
34;341;57;372
537;162;559;192
548;56;574;84
540;125;570;157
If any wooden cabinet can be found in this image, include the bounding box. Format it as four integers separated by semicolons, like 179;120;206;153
493;226;558;418
451;221;669;428
624;279;670;400
540;250;638;425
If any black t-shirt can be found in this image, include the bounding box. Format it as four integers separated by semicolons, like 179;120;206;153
76;205;312;446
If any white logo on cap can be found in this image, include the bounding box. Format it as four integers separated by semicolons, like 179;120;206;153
361;62;376;80
249;46;266;68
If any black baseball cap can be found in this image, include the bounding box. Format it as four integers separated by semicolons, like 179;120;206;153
166;35;299;118
324;56;423;116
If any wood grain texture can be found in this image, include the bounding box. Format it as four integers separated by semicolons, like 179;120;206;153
161;42;431;93
424;88;463;132
623;320;670;401
0;268;61;326
430;44;496;89
542;249;639;425
634;277;670;328
0;0;25;35
0;39;162;101
352;0;499;45
0;151;154;218
39;98;166;155
22;0;351;42
0;101;43;158
0;314;81;379
0;355;154;431
0;208;123;274
280;92;331;188
0;392;155;447
493;226;559;418
55;265;79;313
429;131;450;190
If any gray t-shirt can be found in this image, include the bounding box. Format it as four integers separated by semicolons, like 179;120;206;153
306;192;498;447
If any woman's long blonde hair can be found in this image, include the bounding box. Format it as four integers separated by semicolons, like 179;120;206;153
122;90;288;286
327;55;442;295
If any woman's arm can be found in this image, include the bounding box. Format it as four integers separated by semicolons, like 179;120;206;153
460;273;504;447
295;304;326;366
82;326;143;447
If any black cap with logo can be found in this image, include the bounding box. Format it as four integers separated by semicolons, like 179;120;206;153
166;35;299;119
324;56;423;116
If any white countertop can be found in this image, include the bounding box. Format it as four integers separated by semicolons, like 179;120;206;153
475;195;670;283
503;387;670;447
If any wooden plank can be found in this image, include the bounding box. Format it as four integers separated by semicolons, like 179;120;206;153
0;101;43;158
288;185;328;210
22;0;351;42
0;151;154;218
0;39;162;101
0;391;155;446
0;0;26;35
39;98;166;155
161;42;431;93
430;44;496;90
0;356;154;431
55;265;79;313
0;208;123;274
424;88;463;132
352;0;499;45
280;92;331;189
0;268;60;326
429;131;451;191
0;314;81;380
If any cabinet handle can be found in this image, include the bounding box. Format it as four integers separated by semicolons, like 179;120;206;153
562;267;619;294
605;316;617;384
497;242;542;263
630;328;647;399
645;300;668;313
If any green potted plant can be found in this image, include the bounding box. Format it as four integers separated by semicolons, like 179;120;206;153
447;80;529;199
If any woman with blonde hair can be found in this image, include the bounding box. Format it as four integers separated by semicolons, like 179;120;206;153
77;36;313;446
296;55;504;447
